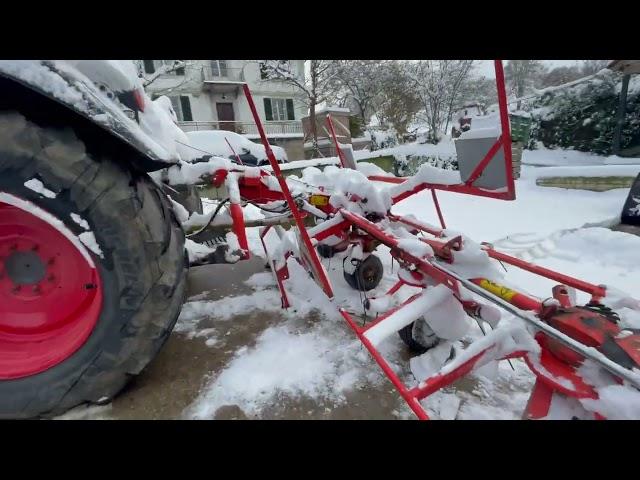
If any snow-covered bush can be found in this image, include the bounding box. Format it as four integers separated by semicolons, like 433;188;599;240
394;154;458;176
369;128;398;151
523;70;640;155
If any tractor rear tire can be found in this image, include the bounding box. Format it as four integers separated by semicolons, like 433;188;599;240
0;111;187;419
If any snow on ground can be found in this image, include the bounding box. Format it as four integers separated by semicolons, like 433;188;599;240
393;164;632;241
523;147;640;167
180;260;395;419
178;143;640;420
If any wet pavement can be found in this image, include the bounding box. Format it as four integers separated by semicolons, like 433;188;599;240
94;257;412;420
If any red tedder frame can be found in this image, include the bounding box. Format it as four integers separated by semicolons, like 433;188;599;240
234;61;640;420
368;60;517;203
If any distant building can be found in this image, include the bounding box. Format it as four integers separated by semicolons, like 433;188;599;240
137;60;307;160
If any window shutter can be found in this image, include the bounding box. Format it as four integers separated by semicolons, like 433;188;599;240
180;96;193;121
286;99;295;120
143;60;155;74
263;98;273;121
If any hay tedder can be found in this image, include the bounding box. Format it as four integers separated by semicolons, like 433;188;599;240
178;61;640;420
1;60;639;419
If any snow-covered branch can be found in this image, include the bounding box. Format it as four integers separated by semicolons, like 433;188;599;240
142;61;188;87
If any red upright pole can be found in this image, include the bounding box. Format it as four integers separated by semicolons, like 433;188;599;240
326;114;348;168
241;84;334;299
495;60;516;200
431;189;447;229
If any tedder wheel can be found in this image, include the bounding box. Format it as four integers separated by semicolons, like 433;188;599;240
399;320;439;354
343;254;383;291
0;111;187;419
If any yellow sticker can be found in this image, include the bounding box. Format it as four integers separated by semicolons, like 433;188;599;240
479;279;517;302
309;194;329;207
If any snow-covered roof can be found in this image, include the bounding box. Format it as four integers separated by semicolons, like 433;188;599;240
313;106;351;115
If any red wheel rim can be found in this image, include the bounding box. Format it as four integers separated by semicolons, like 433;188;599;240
0;193;103;379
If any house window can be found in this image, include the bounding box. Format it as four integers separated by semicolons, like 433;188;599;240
169;95;193;122
211;60;228;77
263;98;295;121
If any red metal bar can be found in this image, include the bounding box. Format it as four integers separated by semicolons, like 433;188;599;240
486;249;606;298
326;114;348;169
384;279;405;296
242;84;334;299
388;213;444;237
386;225;605;303
339;309;429;420
229;203;249;260
523;380;554;420
384;178;513;204
465;135;503;185
368;175;405;185
430;189;447;229
411;349;488;400
494;60;516;200
259;226;291;308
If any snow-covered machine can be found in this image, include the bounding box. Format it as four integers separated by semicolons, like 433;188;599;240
1;60;639;419
207;62;640;420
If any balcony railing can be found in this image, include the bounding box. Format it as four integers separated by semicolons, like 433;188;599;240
201;66;245;83
178;120;303;136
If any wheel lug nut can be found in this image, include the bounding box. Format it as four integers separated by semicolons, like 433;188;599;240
48;258;55;266
12;285;21;293
32;245;39;252
10;244;17;251
33;285;41;294
48;275;55;282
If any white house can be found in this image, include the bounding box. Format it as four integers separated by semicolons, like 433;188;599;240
137;60;307;159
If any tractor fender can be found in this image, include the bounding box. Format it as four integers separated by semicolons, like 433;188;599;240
0;60;178;173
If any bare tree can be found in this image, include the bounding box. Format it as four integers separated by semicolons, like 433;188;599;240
372;61;422;139
504;60;546;108
259;60;340;154
405;60;474;144
330;60;391;125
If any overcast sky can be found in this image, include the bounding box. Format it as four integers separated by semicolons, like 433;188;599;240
476;60;586;78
